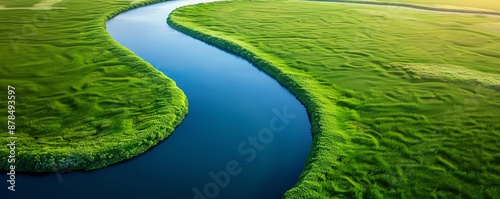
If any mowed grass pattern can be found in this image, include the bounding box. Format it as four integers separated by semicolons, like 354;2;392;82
0;0;188;171
170;1;500;198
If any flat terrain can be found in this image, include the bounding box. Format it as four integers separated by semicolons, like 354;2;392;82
0;0;188;171
345;0;500;12
170;1;500;198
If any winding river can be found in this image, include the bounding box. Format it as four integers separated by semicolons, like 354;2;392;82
3;0;311;198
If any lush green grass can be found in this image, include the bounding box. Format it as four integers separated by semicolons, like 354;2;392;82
387;63;500;90
345;0;500;12
0;0;188;171
312;0;500;16
169;1;500;198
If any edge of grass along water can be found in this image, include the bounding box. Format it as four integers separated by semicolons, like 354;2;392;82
168;1;500;198
0;0;188;172
168;12;349;199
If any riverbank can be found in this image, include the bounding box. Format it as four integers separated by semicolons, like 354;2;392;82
0;0;188;172
168;1;500;198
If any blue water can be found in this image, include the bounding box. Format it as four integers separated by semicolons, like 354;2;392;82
2;1;311;198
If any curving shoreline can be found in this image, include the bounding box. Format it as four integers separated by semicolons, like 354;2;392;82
105;1;312;198
167;1;500;198
1;0;189;172
2;0;313;198
167;5;347;198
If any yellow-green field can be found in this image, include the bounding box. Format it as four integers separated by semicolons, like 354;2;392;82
0;0;188;171
169;1;500;198
350;0;500;12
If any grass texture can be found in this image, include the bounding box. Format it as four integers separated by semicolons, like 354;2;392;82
0;0;188;171
168;1;500;198
342;0;500;12
311;0;500;17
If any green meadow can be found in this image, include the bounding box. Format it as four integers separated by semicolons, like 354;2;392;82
169;1;500;198
344;0;500;12
0;0;188;171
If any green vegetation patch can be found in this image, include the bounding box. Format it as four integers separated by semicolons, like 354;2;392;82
0;0;188;172
388;63;500;90
169;1;500;198
342;0;500;12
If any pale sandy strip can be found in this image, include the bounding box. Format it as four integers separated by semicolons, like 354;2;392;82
130;0;149;5
0;0;64;10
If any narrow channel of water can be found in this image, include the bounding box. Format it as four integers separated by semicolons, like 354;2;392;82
3;1;311;198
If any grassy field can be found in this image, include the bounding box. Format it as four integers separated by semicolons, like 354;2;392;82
169;1;500;198
313;0;500;16
343;0;500;12
0;0;188;171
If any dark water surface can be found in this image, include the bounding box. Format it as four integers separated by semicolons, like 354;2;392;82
2;1;311;198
